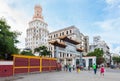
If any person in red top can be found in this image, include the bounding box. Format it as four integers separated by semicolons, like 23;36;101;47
100;65;105;76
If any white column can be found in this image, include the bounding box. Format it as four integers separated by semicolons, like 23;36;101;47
93;58;95;64
86;58;89;69
93;58;96;64
64;58;66;65
56;46;58;58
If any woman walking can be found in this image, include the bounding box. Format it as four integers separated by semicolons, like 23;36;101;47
100;65;105;76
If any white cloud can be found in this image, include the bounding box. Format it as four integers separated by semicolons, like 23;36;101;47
113;46;120;54
95;18;120;31
108;43;120;55
105;0;120;6
94;20;120;43
0;0;30;48
92;0;120;54
104;0;120;16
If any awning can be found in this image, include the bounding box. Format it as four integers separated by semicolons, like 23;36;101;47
49;41;66;48
76;48;84;52
59;35;80;45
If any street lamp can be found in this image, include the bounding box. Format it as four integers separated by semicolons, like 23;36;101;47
110;53;112;66
109;53;113;66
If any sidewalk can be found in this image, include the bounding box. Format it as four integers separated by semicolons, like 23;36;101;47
1;70;120;81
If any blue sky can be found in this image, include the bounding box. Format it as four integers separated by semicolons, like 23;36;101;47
0;0;120;54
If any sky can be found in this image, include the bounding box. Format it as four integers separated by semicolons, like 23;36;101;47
0;0;120;54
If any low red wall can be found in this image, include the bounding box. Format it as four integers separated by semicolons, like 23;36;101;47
13;55;58;74
0;61;13;77
0;55;61;77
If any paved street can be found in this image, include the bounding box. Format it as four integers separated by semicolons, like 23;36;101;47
1;69;120;81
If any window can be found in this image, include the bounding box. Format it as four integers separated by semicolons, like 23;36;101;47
60;33;61;36
63;53;64;57
62;32;64;35
67;54;69;57
60;52;61;57
36;22;38;25
70;30;72;33
66;31;68;34
51;47;52;50
56;34;58;37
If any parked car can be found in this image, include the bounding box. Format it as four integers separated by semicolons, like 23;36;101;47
110;65;116;69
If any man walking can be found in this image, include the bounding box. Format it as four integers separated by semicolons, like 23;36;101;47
92;63;97;74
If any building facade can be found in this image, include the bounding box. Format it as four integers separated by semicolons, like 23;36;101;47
25;5;89;66
49;36;82;66
25;5;49;52
82;56;96;69
48;26;89;66
77;33;89;54
89;36;110;65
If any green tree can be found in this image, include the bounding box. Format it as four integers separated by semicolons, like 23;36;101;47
20;50;34;56
0;18;20;60
112;56;120;64
87;48;104;65
34;46;51;57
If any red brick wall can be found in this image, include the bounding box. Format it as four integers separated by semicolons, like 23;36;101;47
0;56;59;77
0;65;13;77
13;56;58;74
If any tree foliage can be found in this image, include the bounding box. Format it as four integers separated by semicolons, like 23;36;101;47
34;46;51;57
0;18;20;60
20;50;34;56
87;48;104;65
112;56;120;64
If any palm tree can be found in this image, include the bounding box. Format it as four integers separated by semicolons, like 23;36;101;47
34;46;51;57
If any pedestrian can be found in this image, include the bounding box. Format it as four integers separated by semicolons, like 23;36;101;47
68;64;71;72
92;63;97;74
76;64;79;73
73;65;75;71
65;64;68;71
88;65;90;71
63;64;66;71
100;65;105;76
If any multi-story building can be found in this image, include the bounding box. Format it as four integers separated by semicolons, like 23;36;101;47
48;26;89;66
74;33;89;56
89;36;110;64
25;5;89;66
83;36;89;55
25;5;49;52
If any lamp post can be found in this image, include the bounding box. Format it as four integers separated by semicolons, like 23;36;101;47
79;52;83;66
109;53;112;67
110;53;113;66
